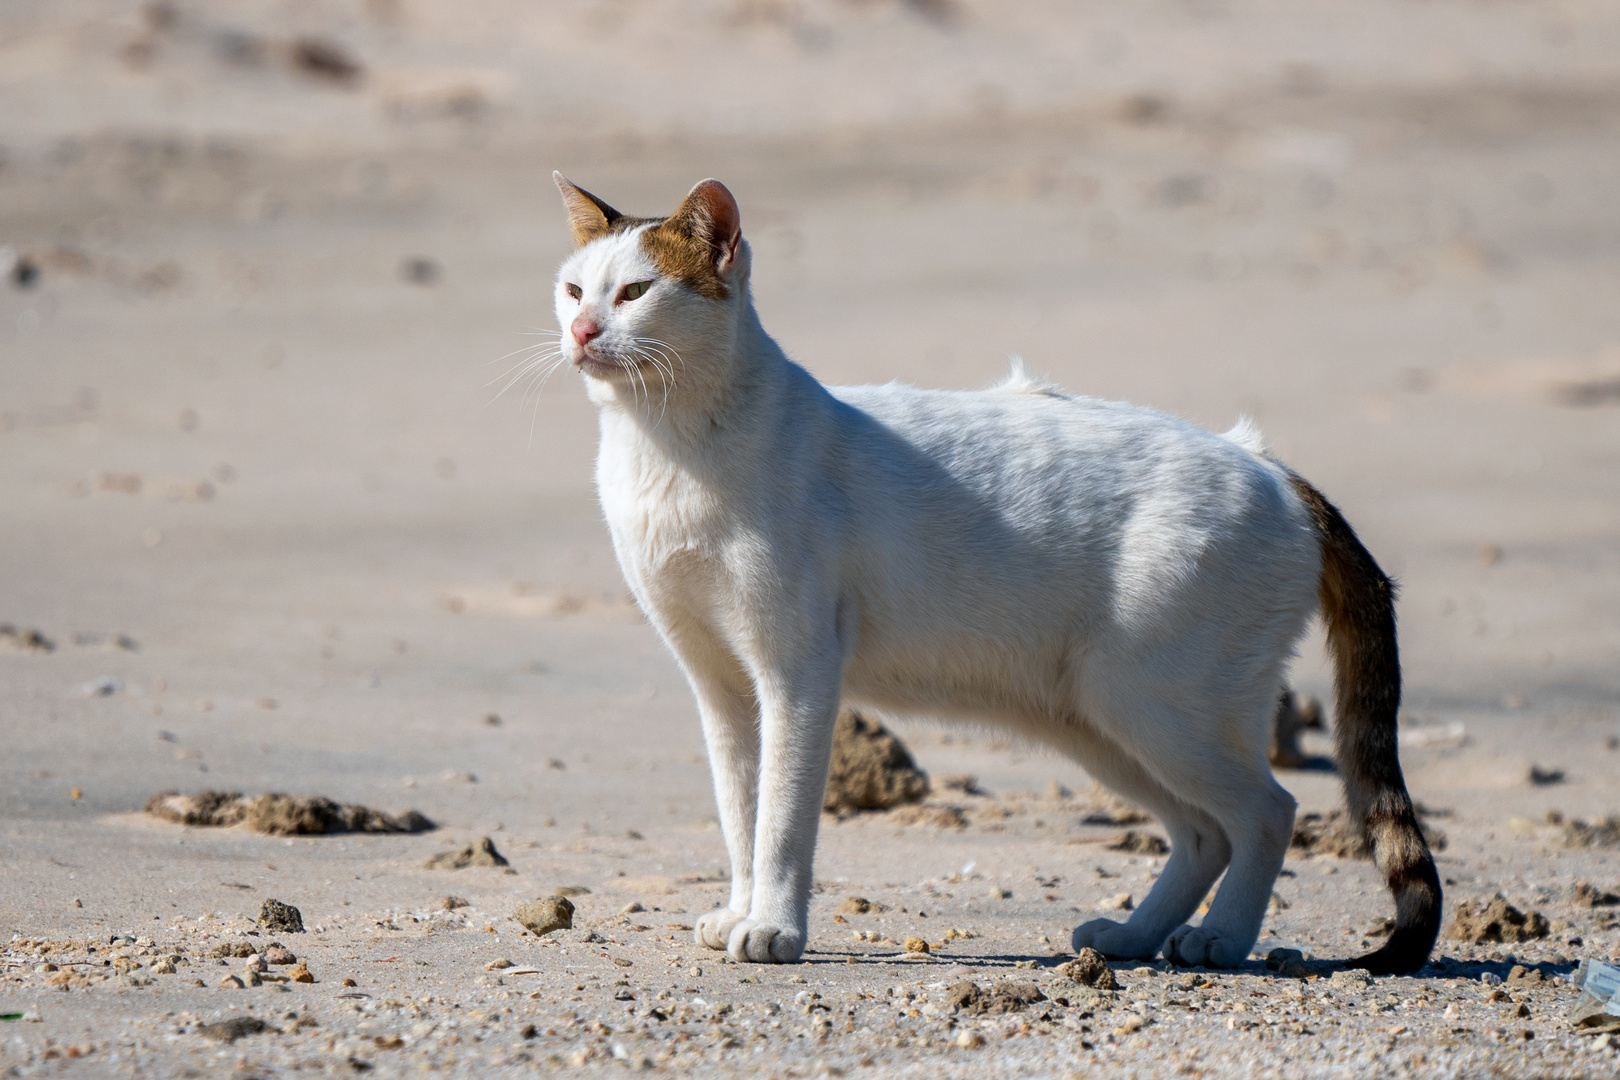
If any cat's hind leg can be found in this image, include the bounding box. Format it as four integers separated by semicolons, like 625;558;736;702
1163;772;1295;969
1067;734;1232;960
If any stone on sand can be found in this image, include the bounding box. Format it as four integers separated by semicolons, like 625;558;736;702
514;895;574;936
258;898;305;934
144;790;433;835
1057;947;1120;990
423;836;509;869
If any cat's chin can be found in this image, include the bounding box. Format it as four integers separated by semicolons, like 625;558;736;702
575;353;648;381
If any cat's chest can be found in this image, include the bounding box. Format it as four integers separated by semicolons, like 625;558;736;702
595;441;746;589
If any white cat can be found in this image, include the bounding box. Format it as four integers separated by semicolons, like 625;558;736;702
548;174;1440;973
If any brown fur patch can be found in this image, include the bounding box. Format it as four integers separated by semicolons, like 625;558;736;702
640;179;739;301
1289;473;1441;975
641;226;729;300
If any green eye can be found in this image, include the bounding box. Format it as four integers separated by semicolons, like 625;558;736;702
621;280;652;302
564;282;582;300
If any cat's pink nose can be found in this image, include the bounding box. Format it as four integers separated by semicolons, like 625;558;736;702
571;316;602;347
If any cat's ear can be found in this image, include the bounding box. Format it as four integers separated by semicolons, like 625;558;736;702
553;172;624;247
664;179;742;273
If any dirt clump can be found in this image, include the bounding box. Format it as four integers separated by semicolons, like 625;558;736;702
0;624;55;652
1268;689;1324;769
209;941;258;959
1562;816;1620;849
1447;895;1549;944
822;708;930;813
1572;882;1620;907
423;836;509;870
837;897;889;915
1107;830;1169;854
144;791;432;835
197;1017;266;1042
514;896;574;936
888;803;968;828
441;895;471;910
946;980;1048;1016
258;898;305;934
1056;947;1120;990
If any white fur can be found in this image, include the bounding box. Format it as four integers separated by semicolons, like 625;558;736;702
554;207;1319;967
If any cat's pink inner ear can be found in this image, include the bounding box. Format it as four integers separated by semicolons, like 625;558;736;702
554;171;623;247
671;179;741;266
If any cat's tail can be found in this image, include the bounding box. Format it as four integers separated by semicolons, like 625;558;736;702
1289;473;1442;976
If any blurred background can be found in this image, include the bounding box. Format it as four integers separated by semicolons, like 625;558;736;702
3;0;1619;836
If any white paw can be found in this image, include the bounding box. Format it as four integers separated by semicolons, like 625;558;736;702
694;908;745;951
1070;919;1161;961
726;919;804;964
1164;925;1248;969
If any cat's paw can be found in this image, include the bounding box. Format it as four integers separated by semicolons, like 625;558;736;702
1070;919;1161;960
694;908;746;951
1164;925;1248;969
726;920;804;964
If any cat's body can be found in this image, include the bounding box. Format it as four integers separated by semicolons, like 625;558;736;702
549;175;1441;973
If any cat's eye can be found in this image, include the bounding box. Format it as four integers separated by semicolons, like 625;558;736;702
618;280;653;303
564;282;582;300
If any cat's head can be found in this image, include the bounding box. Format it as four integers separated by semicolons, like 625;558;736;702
552;174;748;404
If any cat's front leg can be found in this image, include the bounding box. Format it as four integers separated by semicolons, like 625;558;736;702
726;656;842;964
674;646;762;952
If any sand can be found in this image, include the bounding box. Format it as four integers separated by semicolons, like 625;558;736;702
3;0;1620;1075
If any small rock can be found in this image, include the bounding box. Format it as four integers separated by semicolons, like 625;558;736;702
620;902;645;915
486;958;513;971
945;981;982;1011
952;1029;986;1049
264;944;296;965
1056;948;1120;990
218;974;245;989
423;836;509;870
1098;892;1134;912
1448;895;1550;944
1528;765;1567;787
838;896;887;915
245;953;268;972
149;958;176;975
211;942;258;959
1265;948;1309;978
1330;970;1370;992
1115;1014;1146;1034
1507;964;1549;986
197;1017;266;1042
341;977;357;987
1562;816;1620;850
552;885;592;897
1573;882;1620;908
514;895;574;936
243;968;263;986
903;936;930;954
258;898;305;934
441;896;471;910
288;963;314;984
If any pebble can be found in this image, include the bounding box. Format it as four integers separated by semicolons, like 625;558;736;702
289;963;314;984
1056;948;1120;990
1265;947;1309;978
486;958;514;971
903;936;930;954
218;974;245;989
1099;892;1134;912
953;1030;986;1049
263;944;297;965
514;896;574;936
258;898;305;934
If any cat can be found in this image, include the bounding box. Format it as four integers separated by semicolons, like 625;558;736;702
547;173;1441;973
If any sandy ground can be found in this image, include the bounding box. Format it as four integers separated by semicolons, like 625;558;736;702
4;1;1620;1076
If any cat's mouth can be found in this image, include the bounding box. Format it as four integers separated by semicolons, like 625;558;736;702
575;348;651;379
